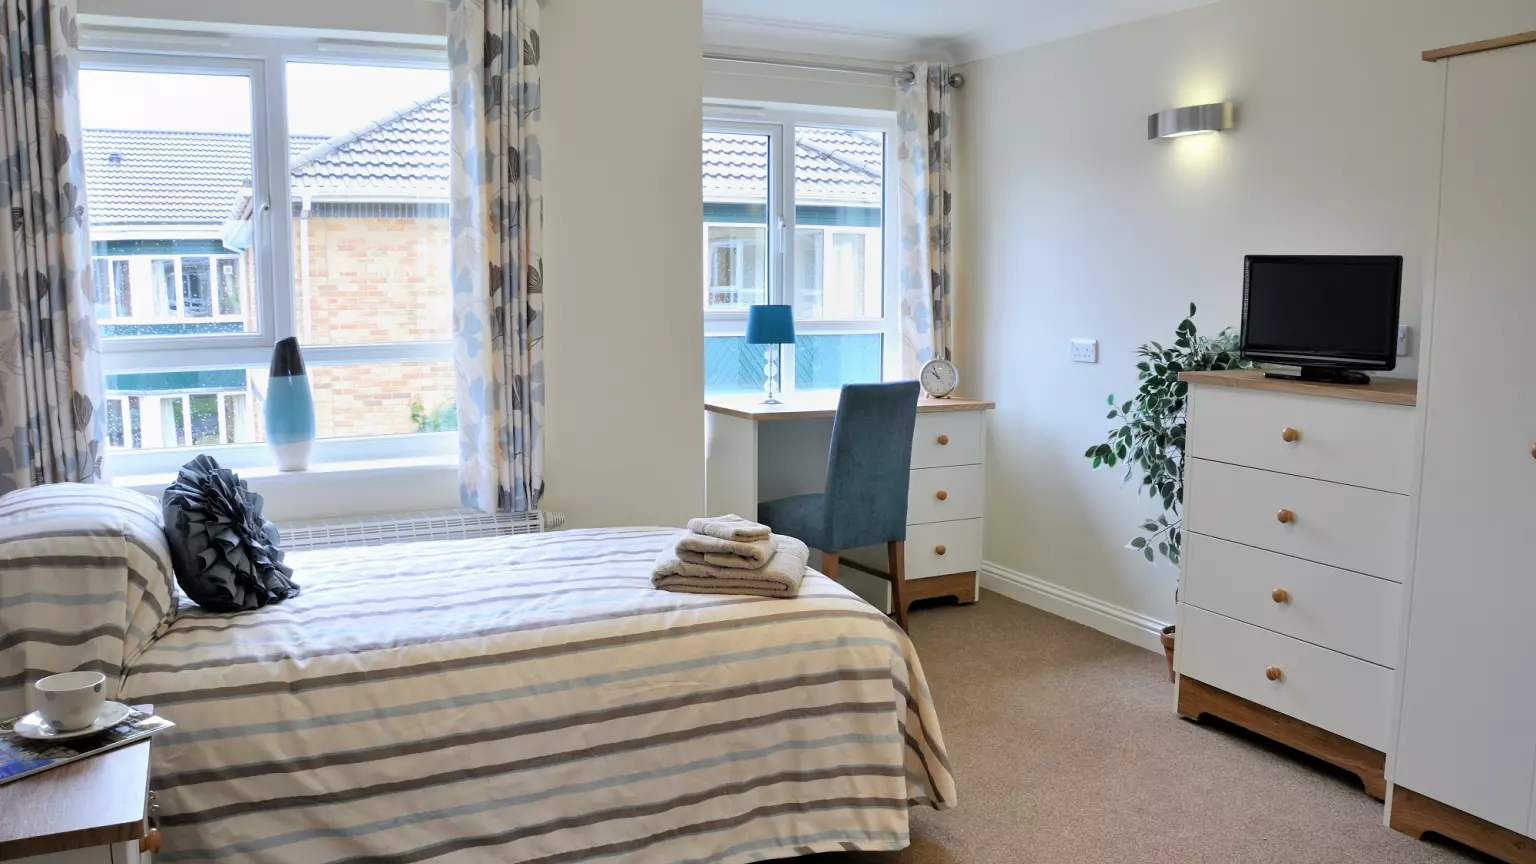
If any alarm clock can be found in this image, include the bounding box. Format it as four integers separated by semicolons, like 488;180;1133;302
920;358;959;398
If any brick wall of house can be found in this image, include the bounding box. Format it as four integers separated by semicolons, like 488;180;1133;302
268;214;454;440
295;216;452;346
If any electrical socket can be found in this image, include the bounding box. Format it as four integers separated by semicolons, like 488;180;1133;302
1070;339;1099;363
1397;326;1411;357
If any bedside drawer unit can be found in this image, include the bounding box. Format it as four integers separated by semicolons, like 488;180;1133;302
1182;533;1402;667
1185;458;1409;580
911;411;983;469
1188;385;1415;493
904;519;982;581
1177;605;1393;750
907;465;984;525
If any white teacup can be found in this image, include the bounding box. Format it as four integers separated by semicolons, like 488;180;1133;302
35;671;108;732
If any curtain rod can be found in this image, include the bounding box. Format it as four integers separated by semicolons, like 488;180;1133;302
703;52;965;88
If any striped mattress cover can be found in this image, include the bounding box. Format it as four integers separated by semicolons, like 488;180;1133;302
118;526;956;864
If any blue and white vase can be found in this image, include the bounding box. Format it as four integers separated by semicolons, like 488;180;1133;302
265;337;315;472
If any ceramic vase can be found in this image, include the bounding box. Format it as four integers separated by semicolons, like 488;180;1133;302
265;337;315;471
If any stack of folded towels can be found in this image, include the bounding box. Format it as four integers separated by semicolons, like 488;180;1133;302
651;514;809;599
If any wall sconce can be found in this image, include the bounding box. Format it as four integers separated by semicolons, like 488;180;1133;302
1147;102;1233;139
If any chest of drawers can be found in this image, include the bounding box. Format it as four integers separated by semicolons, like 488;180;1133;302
1173;371;1416;799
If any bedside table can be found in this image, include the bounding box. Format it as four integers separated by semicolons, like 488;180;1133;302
0;709;159;864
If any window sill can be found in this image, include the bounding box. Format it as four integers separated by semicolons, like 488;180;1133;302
110;453;457;492
110;454;462;522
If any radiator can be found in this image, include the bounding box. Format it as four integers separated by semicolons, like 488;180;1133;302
277;509;566;552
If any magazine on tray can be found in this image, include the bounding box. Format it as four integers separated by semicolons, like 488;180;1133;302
0;706;174;786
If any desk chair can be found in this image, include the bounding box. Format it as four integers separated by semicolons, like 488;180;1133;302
757;381;921;630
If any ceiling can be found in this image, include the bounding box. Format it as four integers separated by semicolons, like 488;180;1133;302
702;0;1218;63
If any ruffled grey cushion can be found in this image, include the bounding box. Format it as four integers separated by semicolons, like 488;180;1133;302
161;455;299;612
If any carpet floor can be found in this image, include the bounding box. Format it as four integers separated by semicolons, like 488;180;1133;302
812;593;1491;864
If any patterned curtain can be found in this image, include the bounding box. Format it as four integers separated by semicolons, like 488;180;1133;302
0;0;102;494
448;0;544;513
896;62;955;379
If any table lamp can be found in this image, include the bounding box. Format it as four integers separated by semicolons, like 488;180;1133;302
745;304;795;404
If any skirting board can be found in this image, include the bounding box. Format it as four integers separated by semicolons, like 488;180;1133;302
980;561;1167;654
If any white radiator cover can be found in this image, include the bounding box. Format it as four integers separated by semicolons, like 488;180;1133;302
278;509;566;552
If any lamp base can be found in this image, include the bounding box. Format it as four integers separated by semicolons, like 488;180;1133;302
760;397;782;405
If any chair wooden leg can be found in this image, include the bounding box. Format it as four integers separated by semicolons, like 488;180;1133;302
887;541;909;632
820;550;839;582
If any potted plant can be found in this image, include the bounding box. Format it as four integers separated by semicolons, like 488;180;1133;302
1084;303;1250;680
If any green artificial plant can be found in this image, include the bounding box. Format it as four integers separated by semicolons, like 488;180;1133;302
1085;303;1251;566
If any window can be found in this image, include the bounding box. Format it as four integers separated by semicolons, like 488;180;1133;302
81;42;455;471
702;116;896;395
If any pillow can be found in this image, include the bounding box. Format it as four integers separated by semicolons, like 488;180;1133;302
161;455;299;613
0;483;177;719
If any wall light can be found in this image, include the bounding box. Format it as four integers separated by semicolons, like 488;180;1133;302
1147;102;1233;139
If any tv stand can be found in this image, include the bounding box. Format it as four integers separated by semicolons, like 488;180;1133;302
1263;367;1371;385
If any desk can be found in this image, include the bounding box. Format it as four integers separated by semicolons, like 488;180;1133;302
705;392;995;614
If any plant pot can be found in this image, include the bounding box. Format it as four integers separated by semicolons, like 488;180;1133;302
1160;625;1176;683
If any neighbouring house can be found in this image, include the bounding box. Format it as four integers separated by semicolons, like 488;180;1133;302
701;126;885;392
85;103;885;450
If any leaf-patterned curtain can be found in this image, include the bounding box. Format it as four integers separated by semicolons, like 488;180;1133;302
448;0;544;513
897;62;955;378
0;0;102;494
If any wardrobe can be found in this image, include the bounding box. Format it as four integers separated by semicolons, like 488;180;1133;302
1389;33;1536;862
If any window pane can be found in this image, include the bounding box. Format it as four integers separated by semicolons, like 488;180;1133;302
287;62;452;347
702;131;770;311
216;258;242;315
181;257;212;318
793;127;883;320
91;259;109;320
102;361;455;451
81;69;258;338
106;400;125;448
151;259;177;316
794;334;883;391
704;336;769;395
189;394;221;445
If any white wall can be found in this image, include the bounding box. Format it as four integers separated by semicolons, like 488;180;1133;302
540;0;706;529
959;0;1536;626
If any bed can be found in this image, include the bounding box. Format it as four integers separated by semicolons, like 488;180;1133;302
0;486;955;864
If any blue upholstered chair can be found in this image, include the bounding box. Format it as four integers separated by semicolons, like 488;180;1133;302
758;381;921;630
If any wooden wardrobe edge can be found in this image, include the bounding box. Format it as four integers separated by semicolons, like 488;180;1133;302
1176;677;1386;799
1390;786;1536;863
1424;30;1536;62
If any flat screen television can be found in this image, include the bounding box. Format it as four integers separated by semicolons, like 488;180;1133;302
1240;254;1403;384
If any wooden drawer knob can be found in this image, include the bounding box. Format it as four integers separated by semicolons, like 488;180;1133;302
1272;588;1290;604
935;489;948;501
937;434;949;445
1281;427;1299;443
1531;442;1535;460
934;545;947;555
1276;508;1294;524
1265;666;1283;682
141;829;163;854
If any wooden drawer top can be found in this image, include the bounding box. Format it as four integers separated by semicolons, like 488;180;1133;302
705;392;995;421
0;738;150;859
1179;369;1417;407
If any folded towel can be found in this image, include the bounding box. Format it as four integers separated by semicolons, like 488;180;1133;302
675;530;774;570
686;514;771;542
652;533;809;598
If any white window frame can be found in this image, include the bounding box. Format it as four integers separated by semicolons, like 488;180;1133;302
702;107;901;392
83;34;456;478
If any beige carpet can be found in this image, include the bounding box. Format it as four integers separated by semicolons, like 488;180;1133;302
811;593;1492;864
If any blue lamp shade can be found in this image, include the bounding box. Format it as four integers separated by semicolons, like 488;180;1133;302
745;304;795;345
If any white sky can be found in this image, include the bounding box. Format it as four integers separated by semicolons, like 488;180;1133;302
79;63;448;137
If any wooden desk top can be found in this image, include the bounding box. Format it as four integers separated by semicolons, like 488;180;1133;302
705;392;995;421
0;715;151;859
1179;369;1417;407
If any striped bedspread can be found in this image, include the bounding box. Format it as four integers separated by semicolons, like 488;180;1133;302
119;527;956;864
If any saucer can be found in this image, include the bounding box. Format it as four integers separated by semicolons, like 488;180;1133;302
13;701;132;741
